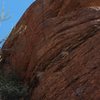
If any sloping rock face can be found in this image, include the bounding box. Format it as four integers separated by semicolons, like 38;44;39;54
2;0;100;100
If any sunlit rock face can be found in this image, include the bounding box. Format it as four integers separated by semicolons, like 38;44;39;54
2;0;100;100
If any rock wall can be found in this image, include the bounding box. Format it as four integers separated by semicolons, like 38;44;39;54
2;0;100;100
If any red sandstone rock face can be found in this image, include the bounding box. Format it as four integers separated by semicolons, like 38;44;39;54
2;0;100;100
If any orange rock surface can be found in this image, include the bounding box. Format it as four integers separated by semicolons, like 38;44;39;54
2;0;100;100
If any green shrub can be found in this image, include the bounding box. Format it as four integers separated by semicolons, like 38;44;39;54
0;72;28;100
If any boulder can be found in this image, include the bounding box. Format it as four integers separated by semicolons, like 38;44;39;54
2;0;100;100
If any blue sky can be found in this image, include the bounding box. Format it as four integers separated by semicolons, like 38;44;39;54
0;0;35;47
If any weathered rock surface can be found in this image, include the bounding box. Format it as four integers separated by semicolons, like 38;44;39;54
2;0;100;100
